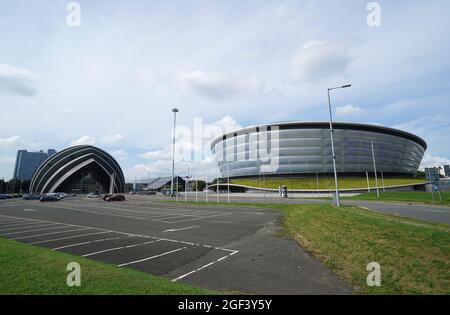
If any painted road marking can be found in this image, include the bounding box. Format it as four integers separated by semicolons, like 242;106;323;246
0;214;238;280
0;222;59;231
118;247;186;267
30;231;112;245
0;218;26;224
51;236;128;250
35;203;231;224
82;239;160;257
0;221;45;228
160;213;231;223
163;226;199;233
172;250;239;282
0;224;70;236
11;227;90;240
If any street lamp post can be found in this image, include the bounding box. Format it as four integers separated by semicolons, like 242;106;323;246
171;108;179;197
371;140;380;199
366;171;370;192
184;162;190;203
327;84;351;207
227;161;230;203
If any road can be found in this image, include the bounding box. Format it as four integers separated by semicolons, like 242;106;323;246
342;200;450;225
162;192;450;225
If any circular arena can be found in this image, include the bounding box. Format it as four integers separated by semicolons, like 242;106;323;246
29;145;125;194
210;122;427;178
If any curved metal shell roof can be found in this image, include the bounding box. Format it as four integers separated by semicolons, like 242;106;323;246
29;145;125;194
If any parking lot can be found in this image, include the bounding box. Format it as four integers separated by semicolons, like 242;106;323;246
0;195;351;294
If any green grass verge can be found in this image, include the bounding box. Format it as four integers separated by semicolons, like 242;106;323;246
0;238;217;295
167;200;450;294
278;203;450;294
231;177;426;190
346;191;450;206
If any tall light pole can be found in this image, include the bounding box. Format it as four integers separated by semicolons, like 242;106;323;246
171;108;179;197
227;161;230;203
327;84;351;208
184;161;190;203
371;140;380;199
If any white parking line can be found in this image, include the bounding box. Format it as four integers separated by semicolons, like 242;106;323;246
0;220;40;227
11;227;90;240
82;239;160;257
0;222;58;232
30;231;112;245
118;247;186;267
51;236;128;250
0;218;27;224
0;214;238;278
0;221;56;229
0;224;68;236
36;203;230;223
172;250;239;282
159;212;231;223
163;226;198;233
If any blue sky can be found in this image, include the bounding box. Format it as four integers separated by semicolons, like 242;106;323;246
1;0;450;181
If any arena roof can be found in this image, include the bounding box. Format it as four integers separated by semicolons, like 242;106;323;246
210;121;427;150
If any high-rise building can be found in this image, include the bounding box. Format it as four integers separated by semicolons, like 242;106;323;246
13;149;56;181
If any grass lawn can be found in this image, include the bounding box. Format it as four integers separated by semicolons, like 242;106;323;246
277;203;450;294
0;238;217;295
231;177;426;190
346;191;450;206
168;200;450;294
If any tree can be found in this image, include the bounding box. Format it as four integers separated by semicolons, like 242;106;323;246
416;170;426;179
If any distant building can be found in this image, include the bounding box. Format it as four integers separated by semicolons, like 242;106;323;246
13;149;57;181
47;149;57;157
142;176;185;192
425;167;440;182
444;165;450;177
29;145;124;194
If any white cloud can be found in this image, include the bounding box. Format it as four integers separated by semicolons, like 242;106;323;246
101;134;124;145
210;115;243;134
179;70;267;101
336;105;365;116
393;115;449;134
70;135;96;146
139;150;171;161
0;64;39;96
110;149;128;161
128;157;219;182
0;136;28;148
420;153;450;169
129;116;242;180
290;41;354;82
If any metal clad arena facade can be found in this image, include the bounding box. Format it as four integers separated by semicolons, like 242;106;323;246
210;122;427;178
29;145;125;194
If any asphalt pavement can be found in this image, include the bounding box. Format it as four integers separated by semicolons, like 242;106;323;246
0;196;351;294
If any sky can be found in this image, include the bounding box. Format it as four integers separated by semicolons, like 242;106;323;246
1;0;450;181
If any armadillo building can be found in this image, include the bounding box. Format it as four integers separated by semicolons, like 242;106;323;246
29;145;125;194
210;122;427;178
